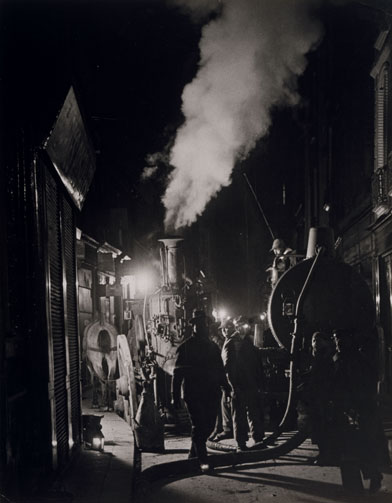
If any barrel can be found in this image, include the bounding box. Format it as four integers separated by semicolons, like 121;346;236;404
267;256;376;351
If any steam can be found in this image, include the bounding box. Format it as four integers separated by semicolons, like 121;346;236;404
141;165;159;181
162;0;322;230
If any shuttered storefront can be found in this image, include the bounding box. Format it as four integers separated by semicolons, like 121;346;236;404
62;197;81;446
42;86;93;471
45;167;80;470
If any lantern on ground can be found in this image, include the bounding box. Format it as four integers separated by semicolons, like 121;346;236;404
82;414;105;452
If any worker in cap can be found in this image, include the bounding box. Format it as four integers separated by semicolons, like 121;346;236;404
210;318;237;442
190;309;207;323
171;308;229;472
312;331;334;357
268;238;294;287
234;316;252;340
308;331;335;466
219;318;235;330
330;327;387;492
270;238;286;255
220;316;265;450
189;309;208;333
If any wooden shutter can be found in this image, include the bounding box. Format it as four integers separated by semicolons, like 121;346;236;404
62;197;81;446
45;168;69;469
375;64;389;170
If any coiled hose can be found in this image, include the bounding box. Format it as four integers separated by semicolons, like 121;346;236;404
207;248;324;455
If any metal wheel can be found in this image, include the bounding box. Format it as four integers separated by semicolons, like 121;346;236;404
116;334;138;428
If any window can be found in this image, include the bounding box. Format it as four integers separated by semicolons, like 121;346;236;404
375;63;389;170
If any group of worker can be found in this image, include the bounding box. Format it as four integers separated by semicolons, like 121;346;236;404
170;310;390;490
171;309;265;473
307;329;389;493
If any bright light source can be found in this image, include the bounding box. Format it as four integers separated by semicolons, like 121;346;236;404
244;324;249;329
218;309;227;320
260;313;266;321
137;270;154;294
92;436;105;451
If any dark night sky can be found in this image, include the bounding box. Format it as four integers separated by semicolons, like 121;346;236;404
1;0;384;316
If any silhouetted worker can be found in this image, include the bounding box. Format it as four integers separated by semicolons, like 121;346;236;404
171;309;228;472
208;319;232;442
331;328;386;493
243;316;266;435
209;325;234;442
221;317;265;450
308;331;335;465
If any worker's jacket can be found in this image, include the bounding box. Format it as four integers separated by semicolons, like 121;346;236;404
222;333;265;392
172;334;229;403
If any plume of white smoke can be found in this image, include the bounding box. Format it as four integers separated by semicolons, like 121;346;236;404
163;0;322;230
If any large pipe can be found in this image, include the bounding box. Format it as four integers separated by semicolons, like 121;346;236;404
158;237;184;290
137;429;308;487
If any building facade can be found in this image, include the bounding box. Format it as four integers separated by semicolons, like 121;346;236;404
0;87;96;497
304;4;392;395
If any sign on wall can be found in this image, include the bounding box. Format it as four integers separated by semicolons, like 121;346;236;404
44;87;96;210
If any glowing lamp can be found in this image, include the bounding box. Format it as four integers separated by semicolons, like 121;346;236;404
82;415;105;452
91;432;105;451
218;309;227;320
136;270;154;294
260;313;266;321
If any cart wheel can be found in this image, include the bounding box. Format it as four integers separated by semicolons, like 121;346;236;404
340;461;364;494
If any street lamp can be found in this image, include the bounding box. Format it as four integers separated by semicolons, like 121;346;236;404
136;269;154;295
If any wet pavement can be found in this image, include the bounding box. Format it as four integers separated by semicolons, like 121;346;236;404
137;432;392;503
136;405;392;503
59;402;135;503
43;401;392;503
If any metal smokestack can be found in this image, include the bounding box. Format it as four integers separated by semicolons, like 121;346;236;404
158;237;184;290
306;227;335;259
